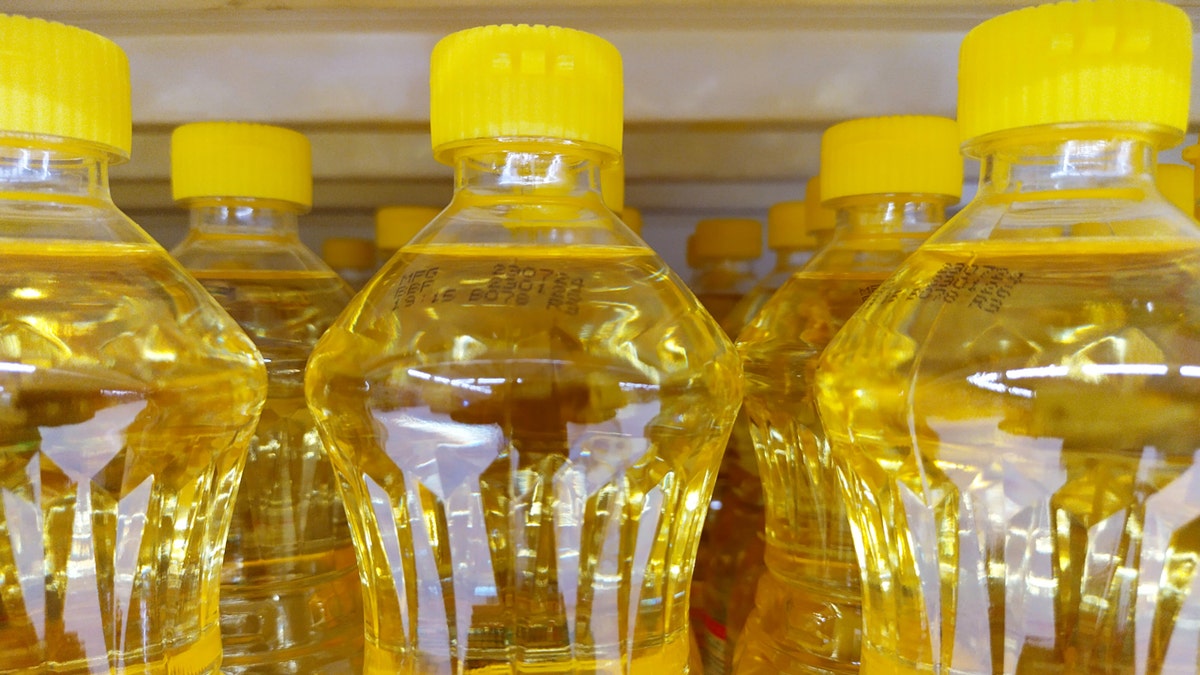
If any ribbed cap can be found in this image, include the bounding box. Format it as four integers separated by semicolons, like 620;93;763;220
1157;163;1194;214
322;237;375;269
622;206;643;235
375;205;440;250
821;116;962;203
602;158;625;214
693;218;763;260
0;14;131;159
805;176;836;232
959;0;1191;149
172;122;312;209
767;201;817;250
430;24;623;161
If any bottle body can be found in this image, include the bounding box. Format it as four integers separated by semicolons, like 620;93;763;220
817;132;1200;674
693;248;812;674
172;201;363;673
307;147;741;674
0;142;266;673
735;199;947;675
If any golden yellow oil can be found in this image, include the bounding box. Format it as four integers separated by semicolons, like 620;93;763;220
817;238;1200;675
733;269;892;675
0;242;264;674
307;243;742;674
185;269;363;673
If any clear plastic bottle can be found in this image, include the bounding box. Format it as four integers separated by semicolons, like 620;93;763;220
169;122;363;674
689;218;763;328
805;175;838;252
816;2;1198;673
1157;163;1194;217
375;205;440;267
623;207;645;237
305;24;742;674
0;16;267;673
735;115;962;675
692;200;818;674
1184;145;1200;219
324;236;377;291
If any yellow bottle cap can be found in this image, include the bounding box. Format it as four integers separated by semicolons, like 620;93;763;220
172;122;312;209
805;176;837;232
602;158;625;214
322;237;375;269
767;201;817;250
693;218;763;260
0;14;131;159
430;24;622;162
959;0;1191;149
375;205;440;250
1157;163;1194;214
622;207;644;235
686;234;700;269
821;116;962;203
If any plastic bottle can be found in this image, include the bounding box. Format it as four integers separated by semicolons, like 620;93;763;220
170;122;363;674
691;200;817;674
1157;163;1194;216
324;236;377;290
305;24;742;673
735;115;962;675
689;218;763;327
0;16;267;673
375;205;440;266
623;207;645;236
816;2;1197;673
1184;145;1200;219
805;175;838;251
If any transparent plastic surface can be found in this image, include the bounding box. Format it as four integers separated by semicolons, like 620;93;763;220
817;131;1200;675
306;147;742;674
172;201;364;674
735;197;949;675
693;247;813;675
0;141;266;674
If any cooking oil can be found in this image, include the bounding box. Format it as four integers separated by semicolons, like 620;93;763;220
0;16;266;674
735;115;961;675
815;2;1199;673
306;25;741;674
688;218;762;327
324;237;378;291
170;122;362;673
693;201;817;674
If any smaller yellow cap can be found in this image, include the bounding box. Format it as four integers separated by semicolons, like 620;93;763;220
1157;163;1194;214
172;122;312;209
693;218;763;261
767;201;816;250
0;14;131;159
375;205;440;251
821;116;962;203
805;176;837;232
430;24;623;161
322;237;375;270
602;159;625;214
958;0;1191;148
622;207;643;235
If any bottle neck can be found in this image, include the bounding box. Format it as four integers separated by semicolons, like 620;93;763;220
830;195;951;235
184;197;304;240
0;136;114;204
450;141;610;209
972;128;1160;200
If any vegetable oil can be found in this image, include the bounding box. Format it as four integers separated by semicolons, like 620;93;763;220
324;237;378;291
816;2;1199;673
735;115;961;675
0;16;266;673
688;218;763;327
305;24;742;674
170;122;362;674
375;205;440;267
694;200;818;674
